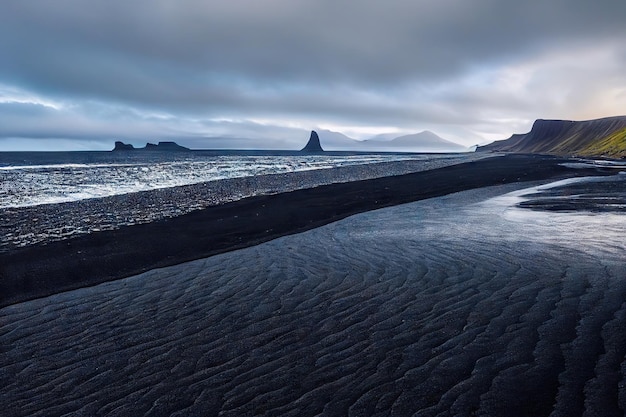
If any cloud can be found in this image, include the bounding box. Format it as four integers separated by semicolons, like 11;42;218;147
0;0;625;150
0;98;313;150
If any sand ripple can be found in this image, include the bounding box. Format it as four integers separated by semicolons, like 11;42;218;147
1;180;625;416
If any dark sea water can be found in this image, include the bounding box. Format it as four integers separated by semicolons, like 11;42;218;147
0;150;464;208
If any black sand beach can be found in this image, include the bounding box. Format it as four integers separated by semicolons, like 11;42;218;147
1;154;626;416
0;154;615;307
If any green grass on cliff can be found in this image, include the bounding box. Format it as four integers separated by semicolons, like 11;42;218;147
578;127;626;158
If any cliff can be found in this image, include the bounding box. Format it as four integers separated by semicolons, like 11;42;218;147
478;116;626;158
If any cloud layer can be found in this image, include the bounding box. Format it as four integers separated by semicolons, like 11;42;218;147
1;0;625;150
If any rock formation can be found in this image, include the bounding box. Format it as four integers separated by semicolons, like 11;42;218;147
113;141;135;151
143;141;190;151
478;116;626;158
112;141;190;152
301;131;324;153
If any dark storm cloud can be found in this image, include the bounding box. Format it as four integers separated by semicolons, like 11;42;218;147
0;0;625;149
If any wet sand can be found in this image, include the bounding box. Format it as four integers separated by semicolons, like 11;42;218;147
1;154;625;416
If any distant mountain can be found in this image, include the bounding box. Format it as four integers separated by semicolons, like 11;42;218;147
366;133;401;142
377;131;467;152
477;116;626;158
315;130;358;150
113;141;190;152
317;130;467;152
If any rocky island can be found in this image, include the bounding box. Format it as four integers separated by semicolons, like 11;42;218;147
113;141;190;152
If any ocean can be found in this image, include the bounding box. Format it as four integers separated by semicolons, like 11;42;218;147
0;150;462;209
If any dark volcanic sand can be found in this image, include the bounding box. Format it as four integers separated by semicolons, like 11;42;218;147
1;154;625;416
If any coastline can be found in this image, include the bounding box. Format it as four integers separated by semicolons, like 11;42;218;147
0;152;488;251
0;153;617;307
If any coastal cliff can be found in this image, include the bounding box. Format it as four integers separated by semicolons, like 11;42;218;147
478;116;626;158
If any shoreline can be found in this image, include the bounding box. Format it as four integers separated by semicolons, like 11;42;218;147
2;166;625;416
0;154;618;307
0;152;488;251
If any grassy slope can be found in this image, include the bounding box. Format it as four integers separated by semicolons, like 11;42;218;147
577;127;626;158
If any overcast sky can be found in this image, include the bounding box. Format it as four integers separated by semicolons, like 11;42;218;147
1;0;625;151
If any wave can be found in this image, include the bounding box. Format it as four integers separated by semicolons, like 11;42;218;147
0;153;458;209
0;162;138;171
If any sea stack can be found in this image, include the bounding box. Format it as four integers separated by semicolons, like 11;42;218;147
301;130;324;153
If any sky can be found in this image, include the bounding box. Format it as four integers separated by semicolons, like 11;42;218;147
1;0;625;151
